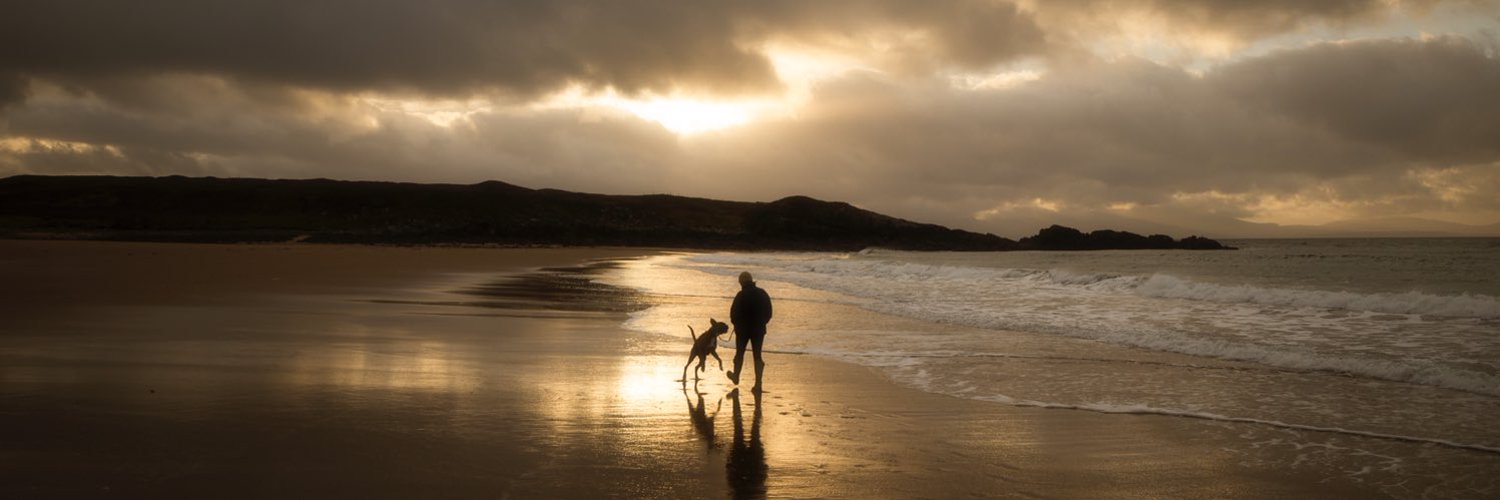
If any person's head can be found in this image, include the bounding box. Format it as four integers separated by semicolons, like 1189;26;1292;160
738;271;754;287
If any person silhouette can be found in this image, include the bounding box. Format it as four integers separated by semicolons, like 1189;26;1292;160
726;389;766;499
726;271;773;392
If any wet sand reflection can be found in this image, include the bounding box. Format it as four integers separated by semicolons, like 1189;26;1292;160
685;387;722;450
726;389;768;499
680;385;769;498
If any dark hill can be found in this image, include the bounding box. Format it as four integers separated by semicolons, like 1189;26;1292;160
0;175;1229;251
0;175;1013;250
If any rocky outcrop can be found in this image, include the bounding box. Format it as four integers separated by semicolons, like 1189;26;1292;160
1016;225;1234;250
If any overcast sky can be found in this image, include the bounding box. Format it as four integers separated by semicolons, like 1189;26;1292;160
3;1;1498;237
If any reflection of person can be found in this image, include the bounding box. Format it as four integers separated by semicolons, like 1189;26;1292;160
727;271;773;391
726;389;766;499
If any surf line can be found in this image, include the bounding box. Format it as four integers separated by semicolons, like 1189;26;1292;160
829;351;1295;374
980;395;1500;456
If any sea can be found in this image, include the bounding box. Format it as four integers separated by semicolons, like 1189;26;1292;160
600;238;1500;464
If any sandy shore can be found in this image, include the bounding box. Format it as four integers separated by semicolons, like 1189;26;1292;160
0;240;1441;498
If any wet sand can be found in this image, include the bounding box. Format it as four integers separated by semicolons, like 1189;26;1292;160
0;240;1434;498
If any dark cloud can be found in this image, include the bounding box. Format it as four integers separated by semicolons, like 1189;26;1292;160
0;0;1047;100
686;59;1381;201
740;1;1048;70
0;1;775;98
5;77;349;162
669;35;1500;234
0;74;684;191
1029;0;1410;42
1211;36;1500;164
885;1;1046;68
3;13;1498;237
1131;0;1390;35
0;71;27;109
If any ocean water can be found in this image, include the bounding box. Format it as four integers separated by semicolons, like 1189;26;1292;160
601;238;1500;457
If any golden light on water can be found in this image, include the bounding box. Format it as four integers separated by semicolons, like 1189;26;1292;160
277;322;480;393
618;357;683;401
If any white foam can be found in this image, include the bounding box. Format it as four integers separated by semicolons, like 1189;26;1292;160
973;395;1500;456
687;253;1500;319
606;253;1500;453
1136;274;1500;318
673;252;1500;396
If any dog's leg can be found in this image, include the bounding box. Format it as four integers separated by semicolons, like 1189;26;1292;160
710;351;724;371
683;357;696;383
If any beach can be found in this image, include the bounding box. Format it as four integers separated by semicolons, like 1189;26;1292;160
2;241;1491;498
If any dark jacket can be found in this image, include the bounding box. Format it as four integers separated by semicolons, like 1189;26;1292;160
730;283;773;334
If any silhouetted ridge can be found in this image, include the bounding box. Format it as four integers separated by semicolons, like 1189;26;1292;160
744;196;1004;250
0;176;1229;251
1017;224;1233;250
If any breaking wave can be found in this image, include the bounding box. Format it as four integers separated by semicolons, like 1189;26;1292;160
673;253;1500;396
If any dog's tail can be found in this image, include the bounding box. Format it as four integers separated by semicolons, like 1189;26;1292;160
688;325;697;341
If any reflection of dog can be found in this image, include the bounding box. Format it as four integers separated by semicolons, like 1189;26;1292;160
682;318;731;383
685;387;722;448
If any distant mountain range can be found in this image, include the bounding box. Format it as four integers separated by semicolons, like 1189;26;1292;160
1179;216;1500;239
1307;216;1500;238
0;175;1230;251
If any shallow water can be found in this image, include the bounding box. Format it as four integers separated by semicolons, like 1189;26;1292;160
5;240;1498;497
601;240;1500;472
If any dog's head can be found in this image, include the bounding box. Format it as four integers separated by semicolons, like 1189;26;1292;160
705;318;730;337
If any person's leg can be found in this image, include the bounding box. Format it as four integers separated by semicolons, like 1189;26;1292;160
729;332;750;384
750;332;765;391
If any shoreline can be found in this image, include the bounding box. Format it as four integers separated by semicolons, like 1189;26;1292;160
2;240;1489;498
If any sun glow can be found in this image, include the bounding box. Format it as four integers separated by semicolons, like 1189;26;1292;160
534;86;783;135
525;47;872;135
605;96;769;134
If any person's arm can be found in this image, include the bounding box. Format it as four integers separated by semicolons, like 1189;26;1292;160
730;291;745;325
761;290;773;324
